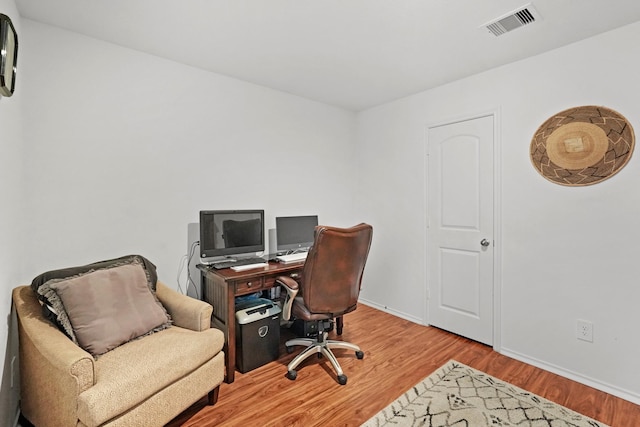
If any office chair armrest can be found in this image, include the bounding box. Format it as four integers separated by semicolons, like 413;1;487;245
275;276;299;321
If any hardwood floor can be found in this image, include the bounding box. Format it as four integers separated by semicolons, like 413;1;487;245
166;304;640;427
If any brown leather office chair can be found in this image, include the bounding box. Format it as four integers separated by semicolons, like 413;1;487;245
276;223;373;385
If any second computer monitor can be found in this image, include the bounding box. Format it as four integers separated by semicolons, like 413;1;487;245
276;215;318;252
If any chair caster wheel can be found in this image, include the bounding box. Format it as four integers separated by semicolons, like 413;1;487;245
356;350;364;359
286;346;294;354
337;374;348;385
287;370;297;381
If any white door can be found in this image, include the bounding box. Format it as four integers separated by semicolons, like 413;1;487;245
427;115;494;345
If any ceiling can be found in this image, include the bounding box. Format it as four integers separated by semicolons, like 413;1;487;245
16;0;640;111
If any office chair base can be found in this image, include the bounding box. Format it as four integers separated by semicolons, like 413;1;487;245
285;333;363;385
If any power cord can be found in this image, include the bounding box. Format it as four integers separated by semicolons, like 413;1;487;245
176;253;188;295
176;240;200;299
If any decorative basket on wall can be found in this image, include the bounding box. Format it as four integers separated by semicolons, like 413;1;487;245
530;105;635;186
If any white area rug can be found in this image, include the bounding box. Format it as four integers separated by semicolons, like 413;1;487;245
362;360;607;427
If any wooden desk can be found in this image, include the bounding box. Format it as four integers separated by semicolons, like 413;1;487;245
198;262;303;383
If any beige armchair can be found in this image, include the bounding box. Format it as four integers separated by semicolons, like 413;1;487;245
13;281;225;427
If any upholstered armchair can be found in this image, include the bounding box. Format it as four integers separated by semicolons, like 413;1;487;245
13;255;225;427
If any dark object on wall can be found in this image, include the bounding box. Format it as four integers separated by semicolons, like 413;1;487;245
0;13;18;97
530;106;635;186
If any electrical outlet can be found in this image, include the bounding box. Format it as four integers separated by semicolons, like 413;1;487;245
576;320;593;342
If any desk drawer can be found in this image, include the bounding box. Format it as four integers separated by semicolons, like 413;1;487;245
235;277;265;294
263;271;301;289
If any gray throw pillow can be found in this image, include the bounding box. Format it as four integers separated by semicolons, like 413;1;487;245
31;254;159;337
38;261;171;357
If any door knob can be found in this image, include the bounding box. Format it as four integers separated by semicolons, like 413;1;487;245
480;239;490;247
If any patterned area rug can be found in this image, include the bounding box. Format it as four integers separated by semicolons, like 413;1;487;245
362;360;608;427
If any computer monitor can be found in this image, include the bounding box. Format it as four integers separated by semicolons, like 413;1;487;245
199;210;265;261
275;215;318;252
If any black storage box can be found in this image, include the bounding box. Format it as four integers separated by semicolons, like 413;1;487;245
292;318;318;337
235;298;282;373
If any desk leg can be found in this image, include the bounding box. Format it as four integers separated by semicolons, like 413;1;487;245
225;288;236;383
202;272;237;383
336;316;343;335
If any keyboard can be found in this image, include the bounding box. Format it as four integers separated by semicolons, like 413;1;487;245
275;252;308;264
230;262;268;272
210;257;267;270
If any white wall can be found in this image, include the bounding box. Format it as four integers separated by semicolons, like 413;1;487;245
2;21;356;424
19;20;357;287
356;22;640;403
7;10;640;423
0;2;24;424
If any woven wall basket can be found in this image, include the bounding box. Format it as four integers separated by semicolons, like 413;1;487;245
530;105;635;186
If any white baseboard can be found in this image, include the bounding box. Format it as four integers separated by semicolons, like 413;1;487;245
358;298;424;325
500;347;640;405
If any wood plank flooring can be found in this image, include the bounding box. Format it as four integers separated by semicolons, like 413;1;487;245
166;304;640;427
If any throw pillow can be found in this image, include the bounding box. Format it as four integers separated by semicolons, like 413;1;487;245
37;260;172;357
31;254;158;337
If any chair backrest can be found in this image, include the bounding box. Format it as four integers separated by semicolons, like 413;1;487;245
300;223;373;316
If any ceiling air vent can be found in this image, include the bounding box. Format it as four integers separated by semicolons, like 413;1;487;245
482;3;541;36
